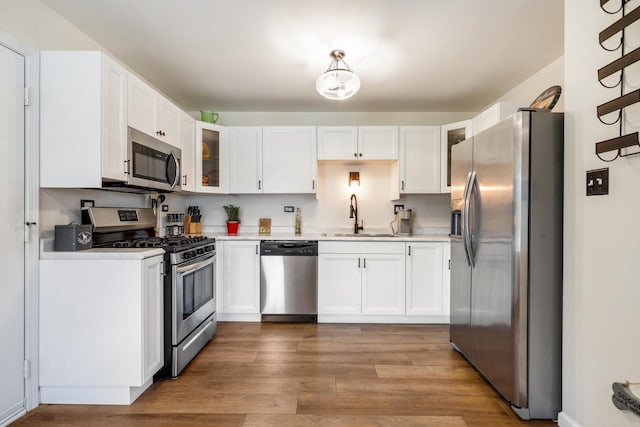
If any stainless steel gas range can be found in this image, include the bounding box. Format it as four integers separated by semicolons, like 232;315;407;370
83;207;217;378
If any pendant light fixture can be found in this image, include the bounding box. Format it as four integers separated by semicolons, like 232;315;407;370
316;50;361;100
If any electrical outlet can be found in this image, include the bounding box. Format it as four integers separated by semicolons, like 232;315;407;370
284;206;294;213
162;205;169;212
586;167;609;196
394;204;405;214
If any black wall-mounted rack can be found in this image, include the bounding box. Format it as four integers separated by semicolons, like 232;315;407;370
596;0;640;161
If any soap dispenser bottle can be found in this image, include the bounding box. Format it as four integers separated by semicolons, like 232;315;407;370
294;208;302;235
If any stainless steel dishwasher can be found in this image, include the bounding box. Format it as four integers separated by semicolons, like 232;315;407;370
260;240;318;322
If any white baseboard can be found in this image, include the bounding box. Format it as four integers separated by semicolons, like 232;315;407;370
0;408;26;427
558;411;582;427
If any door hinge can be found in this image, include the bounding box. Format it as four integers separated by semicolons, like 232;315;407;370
24;87;30;106
24;360;30;379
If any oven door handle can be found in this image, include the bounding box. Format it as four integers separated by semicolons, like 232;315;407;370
175;254;215;275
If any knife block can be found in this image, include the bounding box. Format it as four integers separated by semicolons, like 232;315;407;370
184;215;202;235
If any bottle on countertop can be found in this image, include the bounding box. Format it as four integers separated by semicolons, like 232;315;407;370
295;208;302;235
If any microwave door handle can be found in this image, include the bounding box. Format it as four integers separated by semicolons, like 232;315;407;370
166;152;180;190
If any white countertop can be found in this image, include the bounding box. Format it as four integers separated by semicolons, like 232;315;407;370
209;232;450;242
40;238;164;260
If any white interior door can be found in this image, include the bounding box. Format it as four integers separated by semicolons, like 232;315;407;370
0;44;25;423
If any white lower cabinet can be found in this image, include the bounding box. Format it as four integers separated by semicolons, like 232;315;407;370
318;241;405;321
221;240;260;317
317;253;362;314
405;242;444;315
362;253;405;315
442;241;451;316
318;240;449;323
39;254;164;404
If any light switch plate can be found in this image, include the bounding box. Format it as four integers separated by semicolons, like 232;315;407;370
284;206;294;213
586;167;609;196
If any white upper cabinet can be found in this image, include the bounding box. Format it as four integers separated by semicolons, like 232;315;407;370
179;111;196;192
127;73;180;147
262;127;317;193
228;126;263;193
127;74;155;138
357;126;399;160
317;126;398;160
399;126;441;194
195;122;228;193
40;51;127;187
317;126;358;160
440;120;472;193
155;96;180;146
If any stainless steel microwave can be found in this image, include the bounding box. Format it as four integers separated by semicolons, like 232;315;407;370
119;127;181;192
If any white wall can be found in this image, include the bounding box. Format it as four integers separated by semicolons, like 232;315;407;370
0;0;102;53
492;55;565;112
561;1;640;426
0;1;158;235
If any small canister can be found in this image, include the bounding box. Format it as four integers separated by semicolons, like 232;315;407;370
54;224;93;251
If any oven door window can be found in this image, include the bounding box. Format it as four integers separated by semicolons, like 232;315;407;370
180;259;214;319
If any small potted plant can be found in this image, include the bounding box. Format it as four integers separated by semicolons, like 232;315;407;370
223;205;240;235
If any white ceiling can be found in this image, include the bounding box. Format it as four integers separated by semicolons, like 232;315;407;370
41;0;564;113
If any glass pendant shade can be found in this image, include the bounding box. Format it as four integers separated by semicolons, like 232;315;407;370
316;50;361;100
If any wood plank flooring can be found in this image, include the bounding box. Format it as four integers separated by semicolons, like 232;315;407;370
14;322;557;426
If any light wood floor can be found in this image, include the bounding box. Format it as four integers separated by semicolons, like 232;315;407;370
15;322;557;426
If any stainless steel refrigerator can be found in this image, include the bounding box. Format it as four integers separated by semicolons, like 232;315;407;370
449;110;563;420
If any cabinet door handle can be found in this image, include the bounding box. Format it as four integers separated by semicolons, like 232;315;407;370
124;160;130;175
401;180;405;191
354;153;358;158
359;153;363;157
256;245;259;255
312;179;315;190
258;180;262;190
449;259;451;270
363;258;366;268
408;246;411;256
183;175;187;186
357;258;361;268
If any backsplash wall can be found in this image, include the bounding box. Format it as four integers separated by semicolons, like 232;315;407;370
39;164;450;236
39;188;148;237
164;162;450;234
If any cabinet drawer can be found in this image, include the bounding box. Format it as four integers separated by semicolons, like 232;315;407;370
319;241;405;254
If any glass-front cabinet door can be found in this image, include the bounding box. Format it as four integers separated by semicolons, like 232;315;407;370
440;120;472;194
195;121;227;193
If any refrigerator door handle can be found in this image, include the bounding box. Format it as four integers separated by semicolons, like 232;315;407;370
466;171;479;267
461;171;473;266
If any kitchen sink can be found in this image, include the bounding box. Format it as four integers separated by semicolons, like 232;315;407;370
321;232;398;238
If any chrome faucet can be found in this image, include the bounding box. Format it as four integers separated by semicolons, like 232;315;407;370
349;193;364;234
